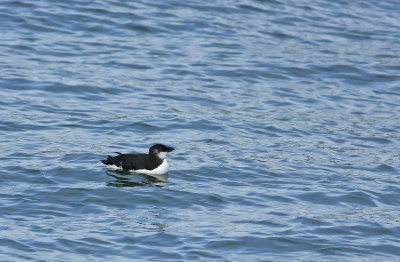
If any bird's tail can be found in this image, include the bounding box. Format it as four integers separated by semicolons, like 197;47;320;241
101;156;113;165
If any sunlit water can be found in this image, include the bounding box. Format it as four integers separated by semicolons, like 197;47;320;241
1;0;400;261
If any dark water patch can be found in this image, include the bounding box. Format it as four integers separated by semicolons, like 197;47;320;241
373;164;397;173
121;22;164;34
311;64;365;75
236;4;273;15
0;78;120;97
374;90;400;97
106;171;167;188
102;61;152;70
340;191;377;207
270;31;297;40
166;119;223;131
263;194;296;204
348;136;392;145
125;121;165;131
233;219;287;229
375;191;400;206
0;120;54;132
196;138;230;145
161;68;203;77
0;168;56;186
265;99;293;107
0;238;34;253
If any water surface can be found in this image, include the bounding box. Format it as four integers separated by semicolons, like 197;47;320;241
1;0;400;261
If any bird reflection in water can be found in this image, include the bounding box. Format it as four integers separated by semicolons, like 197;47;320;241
106;170;168;188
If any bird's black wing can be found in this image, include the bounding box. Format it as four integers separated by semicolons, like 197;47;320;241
120;154;149;170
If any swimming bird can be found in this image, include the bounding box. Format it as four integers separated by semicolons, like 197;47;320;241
101;144;174;175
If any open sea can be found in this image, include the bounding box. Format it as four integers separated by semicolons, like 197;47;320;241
1;0;400;261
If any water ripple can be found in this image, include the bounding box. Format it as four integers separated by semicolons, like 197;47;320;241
1;0;400;260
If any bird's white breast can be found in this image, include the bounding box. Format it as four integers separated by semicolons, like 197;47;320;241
130;159;169;175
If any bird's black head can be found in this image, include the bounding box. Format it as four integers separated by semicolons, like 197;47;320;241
149;144;174;160
150;144;174;152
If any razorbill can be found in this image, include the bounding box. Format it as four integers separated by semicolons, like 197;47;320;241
101;144;174;175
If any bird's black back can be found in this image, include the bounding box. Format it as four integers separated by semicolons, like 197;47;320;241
102;153;162;171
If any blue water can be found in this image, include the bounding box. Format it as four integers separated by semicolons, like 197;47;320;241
1;0;400;261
